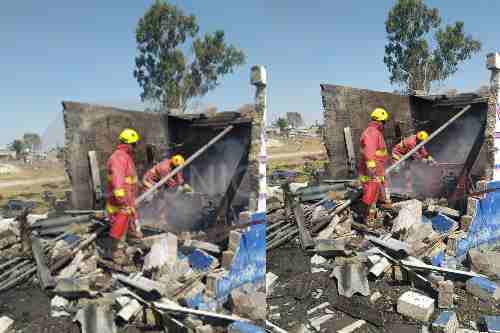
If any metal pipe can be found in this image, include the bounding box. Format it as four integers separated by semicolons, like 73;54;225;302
385;104;472;175
135;125;234;205
0;265;36;292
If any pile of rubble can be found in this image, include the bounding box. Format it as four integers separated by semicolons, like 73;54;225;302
266;181;500;333
0;209;266;333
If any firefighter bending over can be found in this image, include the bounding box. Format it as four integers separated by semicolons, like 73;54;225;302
358;108;391;226
105;128;143;265
142;154;193;222
391;130;438;195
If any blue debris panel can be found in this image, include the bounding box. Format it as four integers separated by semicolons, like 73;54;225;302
456;181;500;258
182;212;266;311
214;212;266;299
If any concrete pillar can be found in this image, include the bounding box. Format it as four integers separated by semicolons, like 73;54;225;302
487;52;500;180
250;66;268;213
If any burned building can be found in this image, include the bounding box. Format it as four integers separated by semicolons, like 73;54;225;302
321;84;495;209
62;101;262;232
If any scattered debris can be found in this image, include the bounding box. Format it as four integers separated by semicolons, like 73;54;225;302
397;291;435;322
0;316;14;333
432;311;459;333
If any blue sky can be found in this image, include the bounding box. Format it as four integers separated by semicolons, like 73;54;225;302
1;0;498;147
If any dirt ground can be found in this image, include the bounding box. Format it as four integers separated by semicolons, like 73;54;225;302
266;219;500;332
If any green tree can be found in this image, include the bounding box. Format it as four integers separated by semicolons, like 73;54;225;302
274;117;289;134
23;133;41;151
8;139;25;158
133;0;245;112
384;0;481;94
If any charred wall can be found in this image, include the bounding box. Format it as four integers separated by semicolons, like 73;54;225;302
62;101;170;209
63;102;258;228
321;84;414;179
409;95;490;179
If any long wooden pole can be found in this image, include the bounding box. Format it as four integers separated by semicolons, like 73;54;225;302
385;105;472;175
135;125;234;206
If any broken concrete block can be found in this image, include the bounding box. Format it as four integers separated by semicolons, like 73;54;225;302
438;281;454;309
143;233;177;272
392;199;422;236
310;254;328;273
407;222;435;243
222;250;235;269
230;290;266;321
337;320;366;333
228;231;242;252
266;272;278;294
0;316;14;333
51;295;70;318
468;249;500;279
466;277;500;301
480;316;500;333
369;257;391;278
432;311;458;333
334;216;352;236
54;278;94;299
117;299;142;322
397;291;435;322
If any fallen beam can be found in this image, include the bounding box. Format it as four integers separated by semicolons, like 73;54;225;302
400;259;488;279
386;104;472;175
31;236;55;289
153;300;252;322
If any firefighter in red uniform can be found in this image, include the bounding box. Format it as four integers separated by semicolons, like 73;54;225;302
142;154;193;222
391;131;438;195
358;108;391;226
105;128;143;265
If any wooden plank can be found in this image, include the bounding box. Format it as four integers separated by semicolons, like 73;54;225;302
343;127;356;176
31;236;56;289
88;151;103;206
291;195;315;250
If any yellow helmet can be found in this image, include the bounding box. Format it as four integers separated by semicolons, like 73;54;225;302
119;128;140;144
171;154;185;167
416;130;429;141
371;108;389;122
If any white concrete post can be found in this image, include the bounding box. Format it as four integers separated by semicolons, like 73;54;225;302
251;65;268;213
487;53;500;180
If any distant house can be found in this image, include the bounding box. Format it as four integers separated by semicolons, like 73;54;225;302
0;148;16;160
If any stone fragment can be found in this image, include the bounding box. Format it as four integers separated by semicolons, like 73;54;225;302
0;316;14;333
266;272;278;294
230;290;266;321
468;249;500;279
438;281;454;309
228;231;242;252
397;291;435;322
222;250;235;270
337;320;366;333
370;291;382;303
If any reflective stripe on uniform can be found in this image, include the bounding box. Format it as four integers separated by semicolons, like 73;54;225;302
359;175;370;183
106;203;119;214
113;188;125;198
107;175;138;184
366;160;376;168
359;175;383;183
375;149;388;157
125;176;138;184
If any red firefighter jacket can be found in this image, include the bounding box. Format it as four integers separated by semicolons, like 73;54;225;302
142;158;184;190
358;121;388;183
392;135;429;161
106;144;139;216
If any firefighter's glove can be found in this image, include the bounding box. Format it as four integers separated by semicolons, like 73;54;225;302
182;184;193;193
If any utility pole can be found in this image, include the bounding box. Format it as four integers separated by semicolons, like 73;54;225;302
250;66;268;213
487;52;500;180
